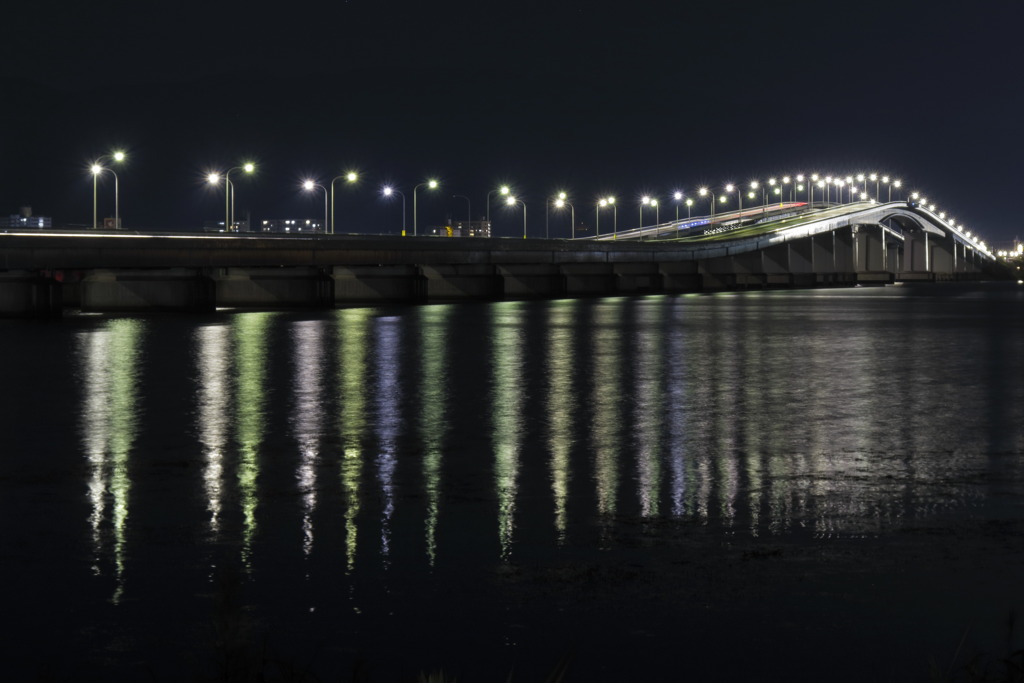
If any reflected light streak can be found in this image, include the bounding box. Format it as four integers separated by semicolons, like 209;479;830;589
234;312;273;570
195;324;231;538
546;302;577;544
419;305;451;566
375;316;402;567
79;318;143;604
667;301;689;517
633;301;665;518
337;309;372;575
592;300;625;524
492;303;524;562
292;320;327;558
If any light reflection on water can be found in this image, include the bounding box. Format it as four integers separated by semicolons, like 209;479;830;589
64;289;1024;573
7;283;1024;677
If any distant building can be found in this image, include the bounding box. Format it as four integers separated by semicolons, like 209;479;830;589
258;219;325;234
2;206;51;229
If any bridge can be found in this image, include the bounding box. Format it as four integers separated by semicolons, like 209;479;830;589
0;200;996;317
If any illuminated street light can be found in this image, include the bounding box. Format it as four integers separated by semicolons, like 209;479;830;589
330;171;359;234
90;164;120;230
698;187;717;227
546;191;568;239
553;193;575;239
382;185;406;235
673;191;684;221
596;196;616;237
505;195;526;239
221;163;256;231
890;179;902;202
302;179;328;233
413;179;439;236
90;150;126;229
486;184;511;225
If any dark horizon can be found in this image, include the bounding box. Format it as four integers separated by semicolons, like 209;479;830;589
3;2;1022;245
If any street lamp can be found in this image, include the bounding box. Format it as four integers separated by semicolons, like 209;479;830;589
90;164;120;229
698;187;716;227
640;195;652;230
302;179;328;233
486;184;511;226
596;196;616;237
382;186;406;235
330;171;358;234
453;194;471;235
220;163;256;231
90;150;126;229
546;191;567;239
554;194;575;238
890;179;902;202
673;191;684;221
506;195;526;239
413;179;439;236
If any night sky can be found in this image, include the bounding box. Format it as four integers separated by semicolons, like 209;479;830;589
2;0;1022;246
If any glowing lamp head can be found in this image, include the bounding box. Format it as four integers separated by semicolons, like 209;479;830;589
870;173;877;181
857;174;865;182
555;198;565;208
207;172;220;184
383;186;394;196
685;198;693;206
699;187;708;197
346;172;357;182
607;196;615;205
782;176;790;183
428;179;438;189
243;163;255;173
91;164;103;175
894;180;902;188
112;151;125;162
558;191;567;200
768;178;776;186
500;185;510;195
599;198;608;207
303;180;315;191
674;191;683;200
725;184;735;192
642;195;651;205
796;174;804;182
650;199;657;207
506;196;516;206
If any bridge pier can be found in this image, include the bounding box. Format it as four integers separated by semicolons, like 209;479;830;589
0;270;63;317
80;268;216;313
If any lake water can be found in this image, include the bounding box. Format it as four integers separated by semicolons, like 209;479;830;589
2;283;1024;681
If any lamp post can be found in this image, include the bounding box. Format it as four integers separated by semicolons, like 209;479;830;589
453;194;471;235
640;196;651;230
90;164;120;229
486;185;511;227
596;197;615;237
506;195;526;238
330;171;358;234
554;195;575;238
546;192;567;239
382;186;406;235
795;174;806;203
90;151;126;229
302;180;328;233
890;179;902;202
222;163;255;231
413;179;439;236
673;191;684;221
685;197;693;218
699;187;716;228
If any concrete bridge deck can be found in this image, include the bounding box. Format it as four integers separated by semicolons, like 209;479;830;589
0;202;996;316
